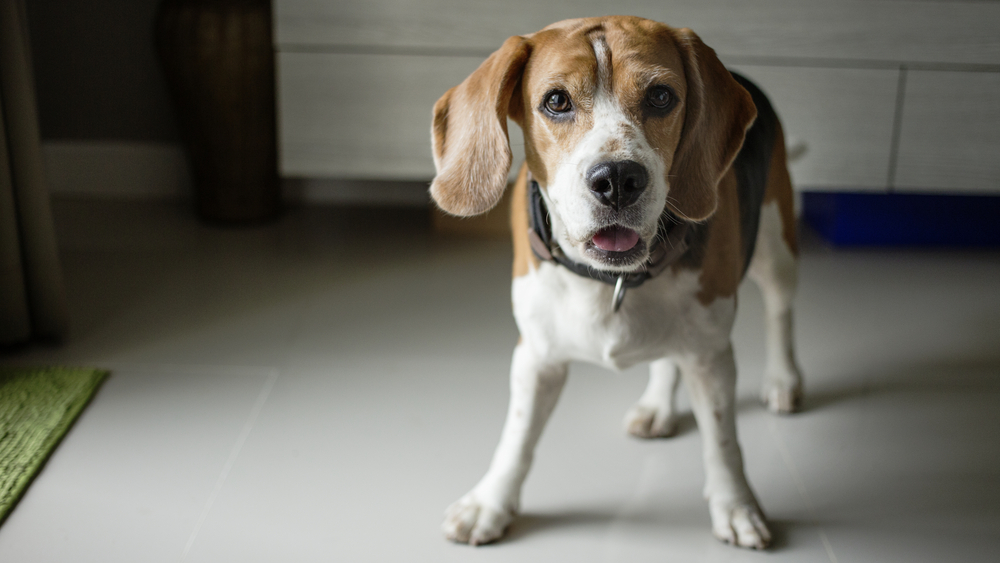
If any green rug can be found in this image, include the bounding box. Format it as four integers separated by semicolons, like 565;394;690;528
0;366;109;524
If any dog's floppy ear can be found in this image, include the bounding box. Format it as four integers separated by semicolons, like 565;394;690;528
430;36;531;216
666;28;757;221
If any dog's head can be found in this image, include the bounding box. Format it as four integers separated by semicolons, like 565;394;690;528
430;16;756;272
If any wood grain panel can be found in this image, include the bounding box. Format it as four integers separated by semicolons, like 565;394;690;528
729;65;899;190
278;52;526;180
894;70;1000;193
276;0;1000;66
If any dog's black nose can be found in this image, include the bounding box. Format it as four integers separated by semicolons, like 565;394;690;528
585;160;648;211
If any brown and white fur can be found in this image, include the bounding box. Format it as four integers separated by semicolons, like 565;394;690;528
429;16;804;550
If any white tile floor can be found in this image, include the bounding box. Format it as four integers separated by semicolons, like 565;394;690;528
2;198;999;562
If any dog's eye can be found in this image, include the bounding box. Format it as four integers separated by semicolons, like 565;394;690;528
543;91;573;114
646;86;676;111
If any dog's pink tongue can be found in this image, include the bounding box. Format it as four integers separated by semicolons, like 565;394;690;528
592;226;640;252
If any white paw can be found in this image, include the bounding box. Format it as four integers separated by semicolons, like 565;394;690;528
761;381;803;414
442;493;515;546
709;500;772;550
624;403;679;438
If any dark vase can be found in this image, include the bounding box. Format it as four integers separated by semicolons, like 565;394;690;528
154;0;280;224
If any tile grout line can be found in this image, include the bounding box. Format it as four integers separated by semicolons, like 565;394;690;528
600;453;666;561
819;531;839;563
767;419;839;563
180;369;281;560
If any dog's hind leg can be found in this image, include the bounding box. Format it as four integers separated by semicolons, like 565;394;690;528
747;120;804;414
624;358;681;438
442;340;568;545
748;200;804;414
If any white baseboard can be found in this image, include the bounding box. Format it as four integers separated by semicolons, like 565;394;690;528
41;141;430;206
43;141;192;200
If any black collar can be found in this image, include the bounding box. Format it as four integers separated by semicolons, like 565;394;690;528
526;180;691;311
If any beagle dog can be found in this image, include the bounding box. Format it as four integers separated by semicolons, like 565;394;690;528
429;16;804;550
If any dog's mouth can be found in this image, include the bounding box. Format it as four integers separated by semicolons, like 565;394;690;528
584;226;647;268
592;226;639;252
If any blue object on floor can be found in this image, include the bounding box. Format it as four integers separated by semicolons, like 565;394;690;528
802;192;1000;247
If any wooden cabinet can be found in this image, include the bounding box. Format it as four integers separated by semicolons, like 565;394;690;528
275;0;1000;193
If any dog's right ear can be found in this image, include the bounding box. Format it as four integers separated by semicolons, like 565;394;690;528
430;36;531;216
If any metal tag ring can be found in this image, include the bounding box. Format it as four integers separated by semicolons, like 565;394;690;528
612;275;627;312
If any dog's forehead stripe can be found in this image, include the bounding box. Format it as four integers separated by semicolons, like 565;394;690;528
590;34;613;96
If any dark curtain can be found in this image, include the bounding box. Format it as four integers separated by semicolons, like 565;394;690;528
0;0;68;345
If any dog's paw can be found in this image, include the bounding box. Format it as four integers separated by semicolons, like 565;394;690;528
624;403;678;439
709;500;772;550
442;494;514;546
761;381;803;414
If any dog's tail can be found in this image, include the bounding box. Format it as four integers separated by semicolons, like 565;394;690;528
786;136;808;163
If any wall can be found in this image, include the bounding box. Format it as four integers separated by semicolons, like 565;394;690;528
21;0;1000;201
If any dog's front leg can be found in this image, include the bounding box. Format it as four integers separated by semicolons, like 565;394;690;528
443;340;568;545
680;345;772;549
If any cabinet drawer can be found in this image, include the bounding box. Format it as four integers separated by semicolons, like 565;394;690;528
278;52;526;180
730;65;899;190
280;52;901;189
894;71;1000;193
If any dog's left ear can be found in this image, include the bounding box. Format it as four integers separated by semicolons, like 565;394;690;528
430;36;531;216
666;28;757;222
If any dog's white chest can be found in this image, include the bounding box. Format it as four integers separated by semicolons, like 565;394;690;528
511;263;733;370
